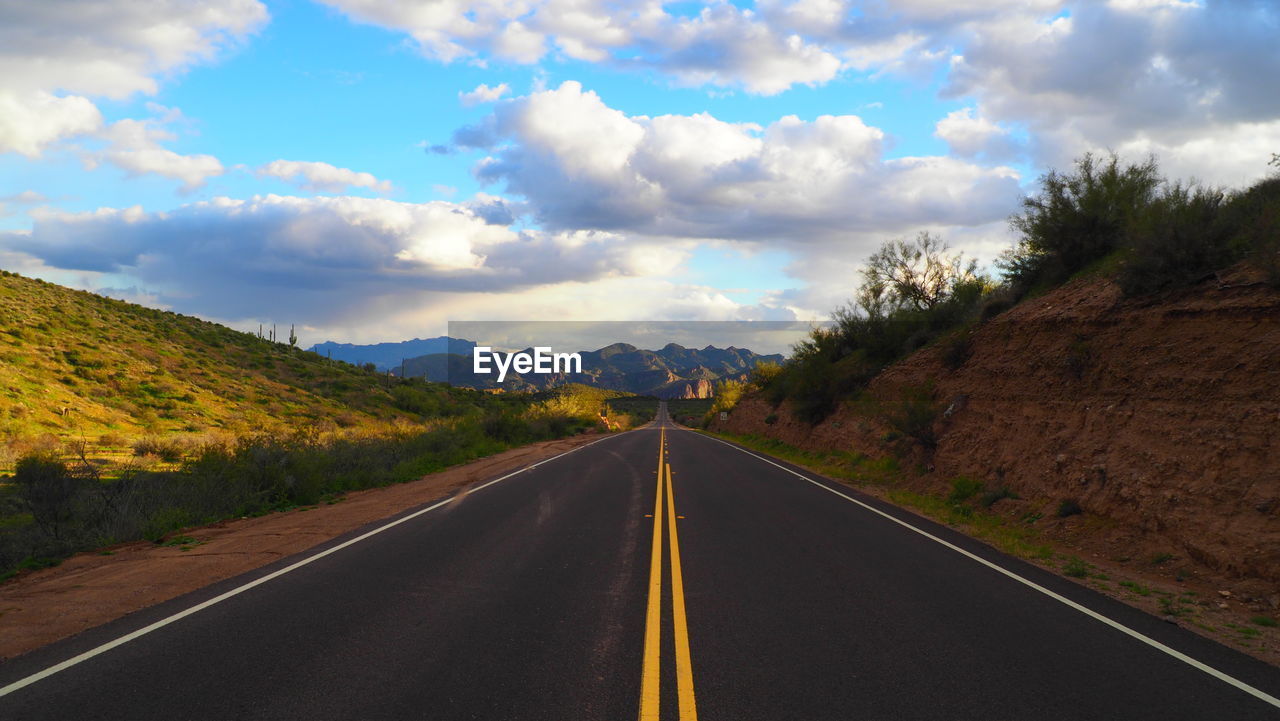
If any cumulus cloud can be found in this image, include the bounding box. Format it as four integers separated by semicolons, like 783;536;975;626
257;160;393;194
0;0;264;161
944;1;1280;180
0;91;102;157
461;81;1022;245
459;82;511;107
934;107;1021;161
0;195;665;323
320;0;842;94
84;115;224;191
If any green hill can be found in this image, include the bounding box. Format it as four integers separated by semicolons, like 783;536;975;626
0;269;490;467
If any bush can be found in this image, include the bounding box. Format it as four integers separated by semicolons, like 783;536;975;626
1119;183;1234;295
879;384;939;450
947;476;983;503
1001;152;1161;293
13;454;91;540
1057;499;1083;518
1063;556;1089;578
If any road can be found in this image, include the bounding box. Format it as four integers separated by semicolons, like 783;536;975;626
1;403;1278;719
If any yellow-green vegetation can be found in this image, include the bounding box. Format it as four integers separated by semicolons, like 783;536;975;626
532;383;656;428
0;271;626;579
0;269;466;463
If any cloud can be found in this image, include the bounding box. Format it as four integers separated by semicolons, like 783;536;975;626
459;82;511;107
319;0;842;94
944;1;1280;180
934;107;1021;161
0;0;265;157
84;116;224;192
257;160;394;194
462;81;1022;245
0;194;664;324
0;91;103;157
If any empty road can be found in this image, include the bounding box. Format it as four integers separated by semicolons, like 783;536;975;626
2;403;1278;719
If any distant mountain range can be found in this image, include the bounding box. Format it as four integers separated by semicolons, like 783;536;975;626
403;341;784;398
308;336;476;370
311;336;783;398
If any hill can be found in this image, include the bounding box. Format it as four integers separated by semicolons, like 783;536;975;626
399;342;784;398
0;270;443;454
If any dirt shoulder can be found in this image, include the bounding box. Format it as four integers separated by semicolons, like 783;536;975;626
0;432;607;661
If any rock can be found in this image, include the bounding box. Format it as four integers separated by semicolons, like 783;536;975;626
1218;590;1232;598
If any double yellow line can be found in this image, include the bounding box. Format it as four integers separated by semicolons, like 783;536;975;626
639;427;698;721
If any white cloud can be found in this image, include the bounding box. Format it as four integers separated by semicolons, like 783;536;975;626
0;0;265;158
0;0;268;99
463;81;1022;244
0;91;102;157
945;1;1280;181
459;82;511;107
320;0;843;94
84;116;224;192
257;160;394;194
934;107;1020;160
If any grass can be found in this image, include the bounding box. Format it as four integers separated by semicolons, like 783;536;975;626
1063;556;1089;578
702;429;1055;562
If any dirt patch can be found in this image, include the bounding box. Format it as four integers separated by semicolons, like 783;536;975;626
0;433;606;661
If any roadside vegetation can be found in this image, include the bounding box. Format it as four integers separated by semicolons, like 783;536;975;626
0;271;651;579
756;152;1280;427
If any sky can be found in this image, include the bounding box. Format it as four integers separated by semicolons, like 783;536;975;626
1;0;1278;349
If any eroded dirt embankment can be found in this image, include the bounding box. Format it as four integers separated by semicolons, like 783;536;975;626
0;433;605;661
715;268;1280;599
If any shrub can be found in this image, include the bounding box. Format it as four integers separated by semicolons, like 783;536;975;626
1001;152;1161;293
13;454;90;540
1063;556;1089;578
948;476;984;503
879;385;939;450
133;436;187;462
1119;182;1234;295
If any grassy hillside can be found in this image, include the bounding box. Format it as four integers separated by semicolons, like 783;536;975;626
0;269;497;468
0;272;632;578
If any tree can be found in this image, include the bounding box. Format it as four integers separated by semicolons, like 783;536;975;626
863;231;978;311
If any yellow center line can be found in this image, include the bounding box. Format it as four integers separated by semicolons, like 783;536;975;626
666;461;698;721
638;427;665;721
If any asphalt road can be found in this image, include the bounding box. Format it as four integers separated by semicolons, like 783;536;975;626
2;403;1278;720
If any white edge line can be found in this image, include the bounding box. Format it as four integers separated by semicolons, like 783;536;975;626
0;433;621;698
687;430;1280;710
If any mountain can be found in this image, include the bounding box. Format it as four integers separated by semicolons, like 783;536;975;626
309;336;476;370
398;342;784;398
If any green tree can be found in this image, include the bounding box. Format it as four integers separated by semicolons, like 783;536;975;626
863;231;978;311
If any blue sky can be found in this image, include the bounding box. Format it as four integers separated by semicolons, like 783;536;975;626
1;0;1277;347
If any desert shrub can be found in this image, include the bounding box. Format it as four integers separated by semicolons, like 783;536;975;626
1063;556;1089;577
1057;499;1083;518
749;361;783;389
1119;183;1235;295
132;436;187;462
1001;153;1161;293
948;476;984;503
879;384;939;450
13;454;91;540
